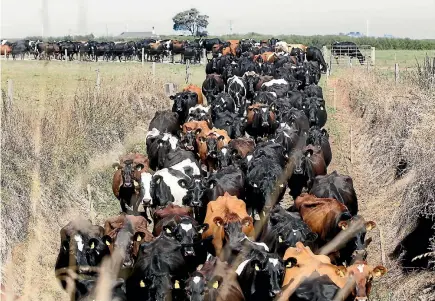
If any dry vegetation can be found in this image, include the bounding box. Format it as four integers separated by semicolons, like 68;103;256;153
1;63;170;300
331;59;435;300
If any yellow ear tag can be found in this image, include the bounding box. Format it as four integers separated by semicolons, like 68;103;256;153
134;180;139;187
166;228;172;234
90;242;95;249
278;236;283;243
140;280;145;288
174;280;180;289
255;265;260;271
212;281;219;289
286;262;292;268
136;235;142;242
105;240;111;246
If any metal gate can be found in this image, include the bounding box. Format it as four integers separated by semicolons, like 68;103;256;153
322;45;375;74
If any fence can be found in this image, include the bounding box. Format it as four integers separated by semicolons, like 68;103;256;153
323;45;375;75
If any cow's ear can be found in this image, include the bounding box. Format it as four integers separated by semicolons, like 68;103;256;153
153;175;162;185
372;266;387;278
133;232;145;242
207;275;223;289
338;220;349;230
169;95;176;100
163;225;174;235
102;235;112;247
88;238;99;250
112;162;121;170
365;221;376;231
305;148;314;158
250;259;262;271
178;179;188;188
197;223;209;234
213;217;224;227
321;128;328;137
208;179;217;189
284;257;297;268
136;163;144;171
241;216;253;227
195;128;202;135
335;266;347;277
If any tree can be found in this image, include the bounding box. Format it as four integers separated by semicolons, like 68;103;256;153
172;8;209;36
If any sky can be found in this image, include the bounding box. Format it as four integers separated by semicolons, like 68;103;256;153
1;0;435;39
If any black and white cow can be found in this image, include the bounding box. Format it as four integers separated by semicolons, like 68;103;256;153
146;128;179;171
226;76;247;116
260;78;290;98
170;91;199;124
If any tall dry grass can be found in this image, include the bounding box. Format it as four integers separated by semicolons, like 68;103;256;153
1;69;169;300
335;58;435;300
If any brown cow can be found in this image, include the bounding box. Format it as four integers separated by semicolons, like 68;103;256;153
202;192;254;258
246;103;277;138
212;44;223;56
0;45;12;58
228;138;255;158
197;128;231;171
254;75;274;91
103;214;154;263
183;84;204;105
282;242;386;301
288;44;308;52
182;120;211;135
153;204;193;226
254;52;278;63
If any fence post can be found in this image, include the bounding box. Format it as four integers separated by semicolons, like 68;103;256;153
371;47;376;66
152;62;156;77
350;126;353;164
201;49;207;65
65;49;67;62
348;56;352;68
7;79;13;108
329;48;333;76
95;69;100;92
395;63;399;84
87;184;95;224
141;48;144;66
185;60;191;84
4;48;7;59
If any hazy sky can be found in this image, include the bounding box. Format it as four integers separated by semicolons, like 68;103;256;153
2;0;435;39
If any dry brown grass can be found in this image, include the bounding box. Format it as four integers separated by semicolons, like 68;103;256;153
1;64;169;300
331;64;435;300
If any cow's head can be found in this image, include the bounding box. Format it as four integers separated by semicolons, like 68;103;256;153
214;112;246;139
185;272;223;301
150;175;176;208
247;104;276;131
307;126;328;146
86;236;112;266
163;219;208;257
345;262;387;301
140;172;153;207
302;98;326;127
156;134;178;167
249;252;288;298
292;148;313;175
180;130;199;152
170;92;198;116
182;175;208;208
214;213;253;254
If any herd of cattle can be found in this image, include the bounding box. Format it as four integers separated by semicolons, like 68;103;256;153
50;38;386;301
0;38;366;65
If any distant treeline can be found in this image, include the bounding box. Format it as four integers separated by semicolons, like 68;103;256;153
24;33;435;50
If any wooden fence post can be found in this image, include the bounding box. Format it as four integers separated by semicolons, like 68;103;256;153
95;69;100;91
350;126;353;164
395;63;399;84
141;48;144;66
201;49;207;65
371;47;376;66
65;49;67;62
152;62;156;77
7;79;13;107
4;48;7;59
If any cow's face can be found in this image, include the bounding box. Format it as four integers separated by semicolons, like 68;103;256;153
244;74;259;98
219;216;253;254
164;220;208;257
307;126;324;146
183;176;208;208
120;160;134;188
139;274;178;301
338;218;376;263
185;272;206;301
206;137;218;159
156;134;178;167
86;236;112;266
171;92;196;115
151;175;176;208
217;147;231;169
346;262;386;300
250;255;286;298
303;99;325;126
140;172;153;206
180;130;198;152
292;149;313;175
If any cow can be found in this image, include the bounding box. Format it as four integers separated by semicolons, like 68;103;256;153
280;108;310;137
258;205;317;257
55;218;109;292
184;46;201;64
202;74;225;103
212;111;246;139
210;93;237;122
282;243;386;301
302;97;327;128
0;44;12;58
148;110;180;136
288;145;327;200
289;272;344;301
112;157;148;214
261;79;291;98
306;46;328;73
146;41;167;62
103;214;154;269
153;215;209;272
273;123;305;156
203;38;223;53
202;193;256;258
216;138;255;171
306;126;332;167
146;129;179;171
304;84;324;98
294;194;376;265
197;129;231;172
169;40;186;63
171;91;200;125
236;248;289;301
332;41;365;65
182;120;211;151
227;76;247;116
125;235;187;301
183;84;204;105
246;103;278;139
184;256;244;301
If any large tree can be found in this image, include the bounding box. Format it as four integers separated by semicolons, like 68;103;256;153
172;8;209;36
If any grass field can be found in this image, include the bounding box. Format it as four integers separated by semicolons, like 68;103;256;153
0;50;432;300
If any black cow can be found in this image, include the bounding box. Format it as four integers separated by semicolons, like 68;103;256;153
184;46;201;64
246;103;278;139
148;110;180;136
74;279;127;301
309;171;358;215
243;72;261;100
236;249;290;301
213;111;246;139
126;235;187;301
307;126;332;167
302;97;327;127
306;46;328;72
259;205;317;257
210;92;236;122
290;273;345;301
280;108;310;136
273;123;305;156
203;38;223;52
202;74;225;103
154;215;209;272
290;47;305;63
170;92;199;124
304;84;323;98
260;79;291;98
207;166;245;201
146;130;179;171
55;218;109;290
332;41;365;65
